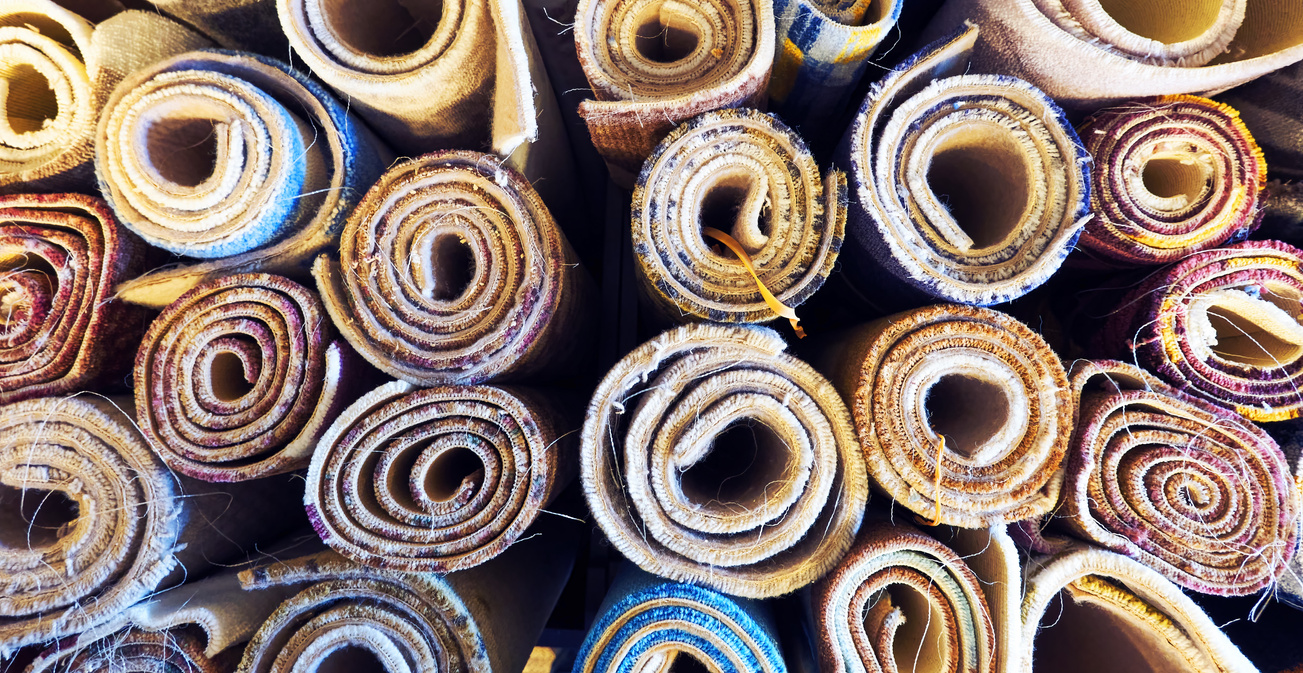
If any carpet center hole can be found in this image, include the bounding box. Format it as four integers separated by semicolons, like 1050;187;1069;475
700;174;770;255
426;233;476;301
210;350;257;402
424;446;484;502
927;128;1031;250
0;484;78;550
680;421;789;512
145;118;219;188
1142;156;1207;201
1206;303;1303;367
924;374;1011;459
2;63;57;134
317;646;386;673
322;0;442;57
635;5;701;63
1096;0;1225;43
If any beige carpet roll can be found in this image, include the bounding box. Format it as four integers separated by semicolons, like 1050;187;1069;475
574;0;776;184
582;323;867;598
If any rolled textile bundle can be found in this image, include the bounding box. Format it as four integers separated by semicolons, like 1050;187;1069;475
147;0;288;56
835;24;1090;307
0;1;209;192
573;0;776;185
581;323;867;598
134;273;365;482
574;568;786;673
97;50;388;309
305;380;574;572
923;0;1303;110
632;108;845;326
818;304;1074;528
1076;95;1266;266
0;193;148;405
1218;60;1303;181
313;150;593;386
28;629;238;673
1100;239;1303;422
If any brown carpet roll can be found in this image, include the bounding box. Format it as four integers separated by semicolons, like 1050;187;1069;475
305;380;574;572
314;150;593;385
581;323;867;598
0;193;147;406
135;273;366;482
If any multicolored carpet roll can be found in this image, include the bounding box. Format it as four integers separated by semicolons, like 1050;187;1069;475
1102;239;1303;422
923;0;1303;109
134;273;363;482
314;150;593;385
819;304;1074;528
574;568;785;673
581;323;866;598
0;1;209;192
835;24;1090;307
0;193;147;405
1076;96;1266;265
1021;545;1258;673
1219;60;1303;182
573;0;776;185
29;628;237;673
632;108;845;326
97;50;388;309
305;380;574;572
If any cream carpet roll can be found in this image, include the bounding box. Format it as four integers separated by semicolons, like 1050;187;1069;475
819;304;1074;528
582;323;867;598
314;150;593;385
835;24;1091;307
574;0;776;184
632;108;845;326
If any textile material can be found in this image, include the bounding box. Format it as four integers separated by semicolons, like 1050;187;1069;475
817;304;1073;528
923;0;1303;110
0;193;148;405
1076;95;1266;266
1264;419;1303;611
632;108;845;325
148;0;288;56
1100;239;1303;422
134;273;366;482
0;3;210;193
1256;180;1303;245
1060;360;1298;595
574;567;785;673
28;628;239;673
834;24;1090;307
313;150;594;385
305;380;575;572
1021;545;1258;673
581;323;867;598
1219;59;1303;181
573;0;776;185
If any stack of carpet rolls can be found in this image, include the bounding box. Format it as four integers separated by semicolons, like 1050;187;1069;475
3;0;1303;671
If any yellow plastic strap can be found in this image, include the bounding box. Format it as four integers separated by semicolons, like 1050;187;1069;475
922;435;946;527
701;227;806;338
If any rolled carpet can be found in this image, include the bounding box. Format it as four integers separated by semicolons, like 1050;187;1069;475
1076;95;1266;265
575;567;785;672
134;273;366;482
305;380;574;572
573;0;776;185
632;108;845;326
96;49;388;309
581;323;867;598
0;193;148;405
1100;239;1303;422
313;150;593;386
28;629;239;673
834;23;1090;307
148;0;288;56
818;304;1074;528
0;1;209;192
1218;60;1303;182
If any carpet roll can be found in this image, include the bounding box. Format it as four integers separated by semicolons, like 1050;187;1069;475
305;380;574;572
1077;95;1266;265
134;273;363;482
835;24;1090;307
0;193;147;405
573;0;776;184
314;150;593;386
581;323;866;598
1218;60;1303;181
148;0;287;55
1101;239;1303;422
98;50;388;309
632;108;845;326
29;629;237;673
820;304;1074;528
1060;359;1298;595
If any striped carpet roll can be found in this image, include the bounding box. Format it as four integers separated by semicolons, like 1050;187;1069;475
29;629;237;673
574;568;785;673
305;380;574;573
314;151;593;386
1102;239;1303;422
134;273;364;482
819;304;1073;528
582;323;866;598
1218;60;1303;182
632;108;845;326
574;0;775;185
0;193;148;405
835;24;1090;307
1077;96;1266;265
